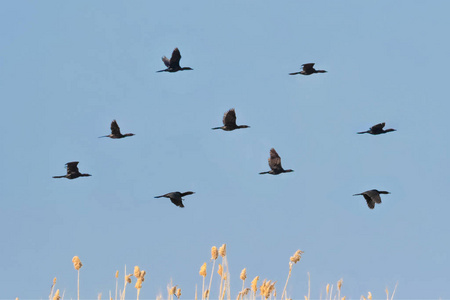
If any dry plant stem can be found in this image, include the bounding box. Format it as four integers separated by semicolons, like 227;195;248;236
115;277;118;300
391;282;398;300
136;288;140;300
207;260;216;300
122;266;128;300
77;269;80;300
224;257;231;300
280;263;292;300
219;269;224;300
202;276;206;300
307;272;311;300
328;285;333;300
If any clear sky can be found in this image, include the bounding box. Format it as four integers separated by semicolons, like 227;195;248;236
1;1;449;299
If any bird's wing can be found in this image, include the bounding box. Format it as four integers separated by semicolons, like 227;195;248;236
371;123;385;131
364;196;375;209
171;198;184;207
162;56;170;67
268;148;283;171
111;120;122;135
169;48;182;69
180;191;194;197
66;161;79;174
223;109;237;126
302;63;315;71
365;190;382;203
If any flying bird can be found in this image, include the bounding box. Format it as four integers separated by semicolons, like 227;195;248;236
53;161;92;179
357;122;396;135
289;63;327;75
154;191;195;208
157;48;193;73
99;120;135;139
212;108;250;131
259;148;294;175
353;189;390;209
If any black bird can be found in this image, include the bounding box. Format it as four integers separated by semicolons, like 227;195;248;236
53;162;92;179
157;48;193;73
353;189;390;209
154;191;195;208
99;120;135;139
212;109;250;131
357;122;396;135
289;63;327;75
259;148;294;175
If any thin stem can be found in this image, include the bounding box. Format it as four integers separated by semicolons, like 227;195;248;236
390;282;398;300
207;260;216;300
77;269;80;300
307;272;310;300
280;263;292;300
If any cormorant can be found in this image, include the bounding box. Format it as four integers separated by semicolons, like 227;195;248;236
357;122;396;135
157;48;193;73
99;120;135;139
212;109;250;131
289;63;327;75
53;162;92;179
154;191;195;208
353;189;390;209
259;148;294;175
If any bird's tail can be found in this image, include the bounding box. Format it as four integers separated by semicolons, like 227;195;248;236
289;72;301;75
316;70;327;73
154;195;165;198
211;127;222;130
259;171;270;175
156;69;166;73
52;175;65;178
357;131;369;134
98;135;109;138
352;193;362;196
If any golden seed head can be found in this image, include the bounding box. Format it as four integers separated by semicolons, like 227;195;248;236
217;264;223;277
53;289;60;300
125;274;133;284
342;297;346;300
326;284;330;294
134;266;141;278
368;292;372;300
53;277;57;285
251;276;259;293
242;288;250;296
219;244;226;257
169;285;177;295
199;262;207;277
223;273;227;281
240;268;247;281
203;290;209;298
72;256;82;270
211;246;218;260
289;250;304;264
115;270;119;278
135;277;143;289
176;288;182;298
304;296;308;300
337;279;343;291
362;297;367;300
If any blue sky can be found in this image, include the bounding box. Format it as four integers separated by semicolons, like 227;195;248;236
1;1;449;299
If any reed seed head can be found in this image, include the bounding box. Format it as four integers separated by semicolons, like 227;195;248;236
289;250;304;264
53;277;57;285
135;277;142;289
125;274;133;284
53;289;60;300
72;256;82;270
134;266;141;278
337;279;343;291
342;297;346;300
368;292;372;300
219;244;226;257
176;288;182;299
115;270;119;278
326;284;330;294
203;289;209;298
169;285;177;295
242;288;250;296
251;276;259;294
199;262;207;277
240;268;247;281
217;264;223;277
211;246;218;260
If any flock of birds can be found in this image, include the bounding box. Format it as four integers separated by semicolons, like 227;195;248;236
52;48;396;209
